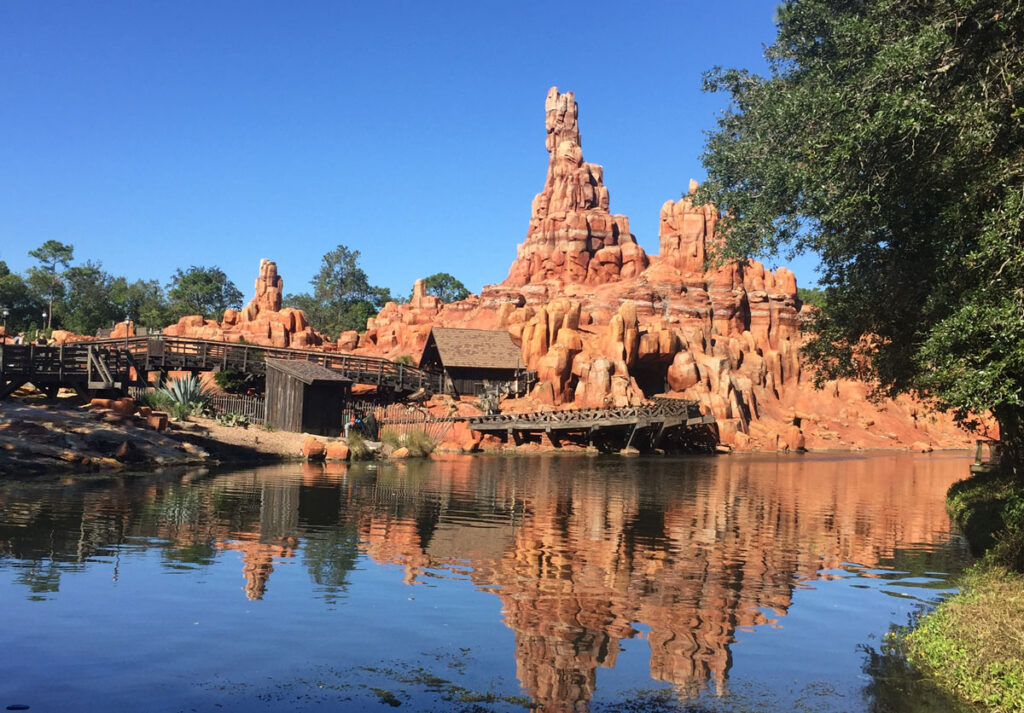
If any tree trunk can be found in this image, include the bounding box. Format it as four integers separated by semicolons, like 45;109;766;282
993;406;1023;482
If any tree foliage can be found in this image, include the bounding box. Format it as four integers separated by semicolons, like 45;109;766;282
0;261;43;336
698;0;1023;467
285;245;392;338
62;262;120;335
166;266;243;322
27;240;74;330
422;272;470;303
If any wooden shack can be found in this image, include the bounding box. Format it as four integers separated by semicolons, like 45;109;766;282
418;327;525;397
265;358;352;435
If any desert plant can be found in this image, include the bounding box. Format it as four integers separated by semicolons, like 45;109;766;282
392;354;414;366
214;410;249;428
159;374;212;421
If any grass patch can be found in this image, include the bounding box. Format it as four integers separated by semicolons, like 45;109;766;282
380;428;402;450
378;427;436;458
404;428;436;458
906;565;1024;712
346;431;372;461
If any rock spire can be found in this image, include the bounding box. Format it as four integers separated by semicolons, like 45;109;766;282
504;87;648;286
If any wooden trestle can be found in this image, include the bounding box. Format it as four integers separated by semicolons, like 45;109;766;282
466;397;715;450
0;336;444;399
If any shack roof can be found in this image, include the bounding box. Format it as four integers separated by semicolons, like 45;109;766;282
425;327;523;370
265;358;352;385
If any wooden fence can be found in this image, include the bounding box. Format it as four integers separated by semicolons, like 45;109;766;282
207;394;266;425
372;402;455;445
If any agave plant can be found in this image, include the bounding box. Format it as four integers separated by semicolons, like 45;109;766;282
159;374;212;421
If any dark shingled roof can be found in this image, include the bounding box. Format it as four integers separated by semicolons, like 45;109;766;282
428;328;523;370
265;358;352;385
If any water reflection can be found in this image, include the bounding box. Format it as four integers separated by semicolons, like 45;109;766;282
0;452;970;712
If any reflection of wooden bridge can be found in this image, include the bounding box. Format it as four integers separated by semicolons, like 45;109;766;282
0;336;443;399
467;397;715;450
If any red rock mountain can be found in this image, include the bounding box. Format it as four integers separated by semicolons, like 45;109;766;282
163;87;973;453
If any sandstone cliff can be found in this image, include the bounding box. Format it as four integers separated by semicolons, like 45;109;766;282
347;87;972;453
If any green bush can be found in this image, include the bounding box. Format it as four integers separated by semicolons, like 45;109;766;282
135;388;172;412
212;369;248;394
392;354;414;366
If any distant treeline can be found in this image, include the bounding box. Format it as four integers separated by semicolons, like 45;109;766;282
0;241;468;340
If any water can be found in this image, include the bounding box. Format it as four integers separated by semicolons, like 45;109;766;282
0;452;976;712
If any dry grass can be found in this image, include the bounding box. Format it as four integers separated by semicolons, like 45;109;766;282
907;566;1024;711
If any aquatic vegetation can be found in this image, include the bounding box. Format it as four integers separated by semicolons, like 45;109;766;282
907;566;1024;712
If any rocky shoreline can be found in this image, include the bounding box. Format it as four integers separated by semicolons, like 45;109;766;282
0;400;303;477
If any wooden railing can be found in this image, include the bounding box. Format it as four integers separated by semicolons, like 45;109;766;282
2;336;444;394
466;397;711;432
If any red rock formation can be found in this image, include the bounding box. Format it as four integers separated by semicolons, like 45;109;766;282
503;87;648;288
163;259;327;349
339;86;974;452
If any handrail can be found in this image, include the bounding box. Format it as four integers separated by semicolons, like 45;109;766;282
1;335;445;392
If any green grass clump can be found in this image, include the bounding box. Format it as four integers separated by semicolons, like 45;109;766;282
380;428;402;450
404;428;435;458
346;431;372;461
135;388;172;412
907;565;1024;712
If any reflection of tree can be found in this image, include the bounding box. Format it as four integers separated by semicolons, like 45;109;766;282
302;526;361;602
14;560;68;600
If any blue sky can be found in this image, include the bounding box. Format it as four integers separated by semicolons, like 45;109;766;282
0;1;821;301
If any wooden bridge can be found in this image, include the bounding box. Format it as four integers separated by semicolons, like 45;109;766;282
0;336;443;399
467;397;715;451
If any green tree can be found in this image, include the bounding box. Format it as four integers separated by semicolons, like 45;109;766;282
797;287;825;309
27;240;74;330
62;261;119;335
109;277;168;329
697;0;1024;472
422;272;470;303
166;266;243;322
285;245;392;338
0;261;43;336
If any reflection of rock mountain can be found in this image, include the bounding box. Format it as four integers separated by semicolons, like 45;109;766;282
0;456;967;711
351;456;966;710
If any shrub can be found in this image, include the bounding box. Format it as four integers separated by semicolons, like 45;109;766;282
392;354;414;366
213;369;248;394
135;388;172;412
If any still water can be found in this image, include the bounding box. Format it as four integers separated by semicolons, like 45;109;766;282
0;453;975;712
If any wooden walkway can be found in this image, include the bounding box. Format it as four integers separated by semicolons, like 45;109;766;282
0;336;443;399
466;397;714;450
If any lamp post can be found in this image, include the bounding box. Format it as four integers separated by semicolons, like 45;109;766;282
40;311;47;342
124;314;131;350
2;306;8;343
